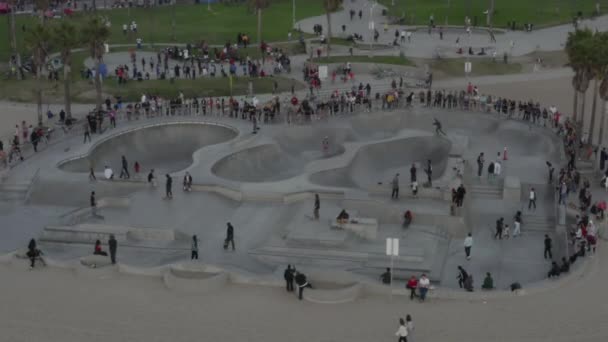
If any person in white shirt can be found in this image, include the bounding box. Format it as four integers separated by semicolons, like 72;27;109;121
464;233;473;259
417;274;430;301
493;161;502;176
528;187;537;210
395;318;408;342
104;165;114;180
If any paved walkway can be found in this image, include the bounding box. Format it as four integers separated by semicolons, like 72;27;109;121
297;0;608;58
0;243;603;342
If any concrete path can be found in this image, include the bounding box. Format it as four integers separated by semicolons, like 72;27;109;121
297;0;608;58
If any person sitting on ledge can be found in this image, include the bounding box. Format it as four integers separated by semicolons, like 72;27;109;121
94;239;108;256
403;210;413;228
482;272;494;290
337;209;350;224
560;257;570;273
380;267;391;285
548;261;561;278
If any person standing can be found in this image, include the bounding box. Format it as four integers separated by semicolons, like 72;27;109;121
225;222;235;251
83;121;91;144
529;187;537;210
457;266;469;288
391;173;400;199
191;235;199;260
464;233;473;260
513;211;522;237
313;194;320;220
425;160;433;186
406;275;418;300
108;234;117;264
477;152;485;177
165;174;173;199
406;315;414;340
544;234;552;259
295;271;312;300
395;318;409;342
417;273;430;301
148;169;156;186
119;156;130;179
90;191;97;217
410;164;417;183
284;264;295;292
495;217;504;239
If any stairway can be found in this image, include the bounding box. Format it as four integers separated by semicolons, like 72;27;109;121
577;160;597;179
470;182;503;199
522;214;556;233
0;182;29;203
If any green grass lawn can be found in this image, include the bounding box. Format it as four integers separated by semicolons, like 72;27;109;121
0;74;304;103
310;55;413;65
0;0;324;61
380;0;604;28
430;57;522;77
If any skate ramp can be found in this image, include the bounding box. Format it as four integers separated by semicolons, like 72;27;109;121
212;135;348;183
311;136;451;189
59;123;237;175
273;126;353;160
350;112;408;140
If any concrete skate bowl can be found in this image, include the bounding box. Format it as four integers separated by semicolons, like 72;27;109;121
163;266;229;294
350;112;409;140
310;136;452;190
58;123;238;175
212;143;327;183
273;126;354;160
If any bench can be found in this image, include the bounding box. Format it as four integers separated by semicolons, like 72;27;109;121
331;217;379;240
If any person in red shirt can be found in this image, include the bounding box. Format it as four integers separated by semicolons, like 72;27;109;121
406;275;418;300
93;240;108;256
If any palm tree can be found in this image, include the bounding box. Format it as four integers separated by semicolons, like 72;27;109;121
566;29;594;127
7;0;22;79
596;32;608;146
82;16;111;111
52;21;82;120
249;0;270;45
323;0;343;57
24;24;50;126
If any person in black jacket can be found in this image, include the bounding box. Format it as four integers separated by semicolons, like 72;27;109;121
295;271;312;300
108;234;118;264
284;265;295;292
119;155;130;179
224;222;235;251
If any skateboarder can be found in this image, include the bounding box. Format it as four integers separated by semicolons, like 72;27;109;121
433;118;446;136
165;174;173;199
313;194;320;220
224;222;235;251
391;173;400;199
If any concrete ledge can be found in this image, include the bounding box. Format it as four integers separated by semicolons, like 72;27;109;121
163;266;229;294
503;176;521;202
80;254;113;268
117;264;167;277
42;223;188;244
301;283;363;304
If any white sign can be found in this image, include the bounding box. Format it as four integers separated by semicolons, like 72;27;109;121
386;238;399;256
104;43;109;54
318;65;328;79
369;21;375;30
465;61;472;73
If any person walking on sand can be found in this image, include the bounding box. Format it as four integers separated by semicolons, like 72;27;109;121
313;193;320;220
191;235;199;260
108;234;117;264
464;233;473;259
392;173;400;199
165;174;173;199
395;318;409;342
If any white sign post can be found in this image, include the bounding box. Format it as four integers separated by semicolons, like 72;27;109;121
464;61;472;79
386;238;399;299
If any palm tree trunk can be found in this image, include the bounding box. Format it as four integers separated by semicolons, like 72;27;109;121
171;2;176;41
581;91;587;132
257;8;262;45
63;56;72;119
572;88;578;123
36;63;43;126
599;99;607;146
590;79;599;144
94;57;103;111
9;7;22;80
326;11;332;57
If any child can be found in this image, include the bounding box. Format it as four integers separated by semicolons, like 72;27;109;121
502;224;510;239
